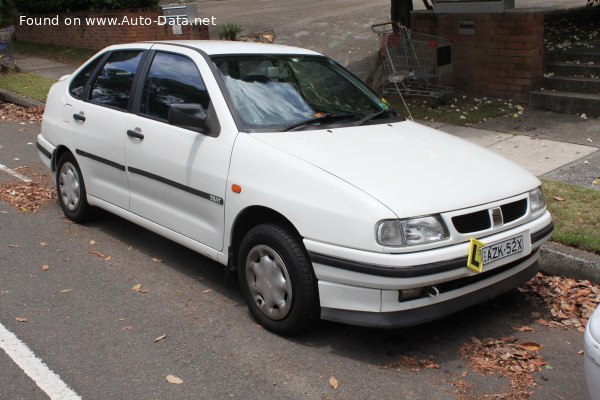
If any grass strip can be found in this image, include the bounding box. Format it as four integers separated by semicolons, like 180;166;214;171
386;93;519;126
0;72;55;103
542;179;600;254
12;41;95;65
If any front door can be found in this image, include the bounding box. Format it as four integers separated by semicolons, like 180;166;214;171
125;47;233;251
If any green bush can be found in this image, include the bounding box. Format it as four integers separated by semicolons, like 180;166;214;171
16;0;159;14
218;22;242;41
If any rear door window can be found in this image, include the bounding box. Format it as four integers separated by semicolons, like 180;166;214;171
90;50;143;111
69;55;103;99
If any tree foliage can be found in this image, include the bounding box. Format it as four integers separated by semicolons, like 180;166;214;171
0;0;14;26
16;0;159;14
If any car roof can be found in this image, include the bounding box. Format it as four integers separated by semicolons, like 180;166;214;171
109;40;323;56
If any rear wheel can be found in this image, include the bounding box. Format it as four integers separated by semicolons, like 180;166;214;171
238;223;319;335
56;153;91;222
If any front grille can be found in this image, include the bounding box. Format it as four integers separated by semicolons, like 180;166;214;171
501;198;528;224
452;209;491;234
451;198;528;234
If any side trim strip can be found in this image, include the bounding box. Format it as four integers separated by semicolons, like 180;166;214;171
310;252;467;278
127;166;224;205
36;142;51;159
531;221;554;244
75;149;126;171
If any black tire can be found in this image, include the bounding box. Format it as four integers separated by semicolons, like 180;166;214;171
238;223;319;335
56;153;91;222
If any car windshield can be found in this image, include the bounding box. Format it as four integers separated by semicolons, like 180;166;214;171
211;55;399;131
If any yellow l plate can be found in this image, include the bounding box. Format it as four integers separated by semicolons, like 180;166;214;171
467;237;485;273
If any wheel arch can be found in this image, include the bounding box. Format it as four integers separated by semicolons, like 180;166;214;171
228;205;303;271
52;145;75;172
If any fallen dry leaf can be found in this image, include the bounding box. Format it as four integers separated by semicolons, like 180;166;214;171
329;376;339;390
155;334;166;342
15;317;27;322
513;325;535;333
523;273;600;331
381;355;440;371
166;375;183;384
460;336;547;399
424;362;440;369
131;283;149;293
552;196;565;202
0;173;55;213
88;250;112;261
42;264;49;271
519;343;542;352
0;102;44;122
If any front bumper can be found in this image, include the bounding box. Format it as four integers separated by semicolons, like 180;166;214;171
305;211;553;328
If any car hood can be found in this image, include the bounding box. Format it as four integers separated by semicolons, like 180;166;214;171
250;121;539;218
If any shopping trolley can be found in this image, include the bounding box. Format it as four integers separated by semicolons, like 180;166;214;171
371;22;452;99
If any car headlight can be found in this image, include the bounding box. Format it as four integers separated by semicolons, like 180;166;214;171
529;187;546;213
376;215;449;247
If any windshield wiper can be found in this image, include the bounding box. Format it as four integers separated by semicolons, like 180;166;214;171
356;110;388;126
284;114;359;131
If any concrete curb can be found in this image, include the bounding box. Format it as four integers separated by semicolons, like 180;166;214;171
0;89;44;108
539;241;600;283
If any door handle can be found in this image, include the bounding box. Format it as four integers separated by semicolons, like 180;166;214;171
73;113;86;122
127;129;144;140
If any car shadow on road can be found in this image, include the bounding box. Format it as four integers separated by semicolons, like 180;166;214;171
72;206;551;368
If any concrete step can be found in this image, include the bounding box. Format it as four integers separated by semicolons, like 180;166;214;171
543;75;600;94
546;62;600;76
562;51;600;63
529;90;600;115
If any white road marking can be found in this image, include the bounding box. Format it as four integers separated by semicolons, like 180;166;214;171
0;322;81;400
0;163;32;183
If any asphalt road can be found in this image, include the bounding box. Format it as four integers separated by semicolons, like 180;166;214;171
0;121;590;399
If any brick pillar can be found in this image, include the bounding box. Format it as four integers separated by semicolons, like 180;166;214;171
412;10;544;103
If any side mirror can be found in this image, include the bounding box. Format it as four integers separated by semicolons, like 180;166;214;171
168;103;208;133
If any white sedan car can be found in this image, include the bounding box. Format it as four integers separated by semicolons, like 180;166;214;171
37;41;553;335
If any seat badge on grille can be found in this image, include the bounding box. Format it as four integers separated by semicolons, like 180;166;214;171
490;207;503;227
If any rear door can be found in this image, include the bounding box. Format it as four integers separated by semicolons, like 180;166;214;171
70;47;149;210
124;45;236;250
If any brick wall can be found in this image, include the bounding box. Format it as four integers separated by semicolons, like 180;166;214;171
412;10;544;103
14;8;209;50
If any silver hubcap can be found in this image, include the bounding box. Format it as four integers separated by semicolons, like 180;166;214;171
245;245;293;320
59;162;81;212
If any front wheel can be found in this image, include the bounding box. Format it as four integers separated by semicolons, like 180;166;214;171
238;223;319;335
56;153;91;222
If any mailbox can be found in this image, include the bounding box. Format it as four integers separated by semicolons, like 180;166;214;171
434;0;515;13
161;4;198;23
